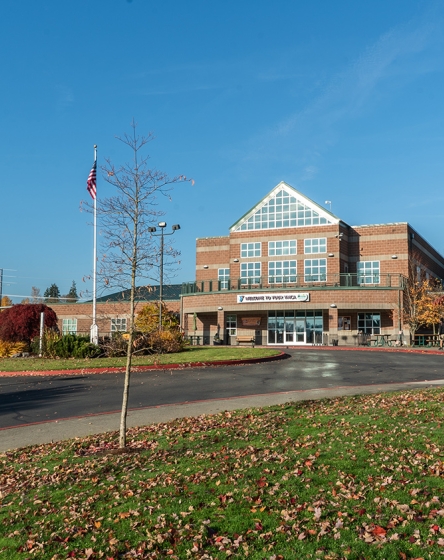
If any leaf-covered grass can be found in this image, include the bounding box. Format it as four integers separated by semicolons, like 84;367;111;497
0;347;281;372
2;389;444;559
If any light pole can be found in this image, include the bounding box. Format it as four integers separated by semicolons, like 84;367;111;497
148;222;180;328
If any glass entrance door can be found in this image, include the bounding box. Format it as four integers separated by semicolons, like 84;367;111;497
268;310;323;345
294;317;306;344
285;312;295;343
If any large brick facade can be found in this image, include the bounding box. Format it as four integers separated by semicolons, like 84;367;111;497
182;182;444;346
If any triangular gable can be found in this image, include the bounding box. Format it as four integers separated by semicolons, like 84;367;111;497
229;181;339;232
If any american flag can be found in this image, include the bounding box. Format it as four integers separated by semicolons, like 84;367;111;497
87;161;97;200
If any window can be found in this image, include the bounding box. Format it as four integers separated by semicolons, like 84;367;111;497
268;261;297;283
358;313;381;335
218;268;230;289
357;261;380;284
268;240;297;256
226;315;237;336
241;242;261;258
241;262;261;285
304;238;326;254
236;187;333;231
304;259;327;282
62;318;77;334
111;318;127;332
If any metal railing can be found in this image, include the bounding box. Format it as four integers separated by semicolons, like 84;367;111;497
182;273;406;294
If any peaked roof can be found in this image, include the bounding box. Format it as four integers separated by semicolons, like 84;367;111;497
92;284;182;303
229;181;339;232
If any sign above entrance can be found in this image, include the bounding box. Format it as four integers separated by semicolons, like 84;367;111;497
237;292;310;304
241;317;261;326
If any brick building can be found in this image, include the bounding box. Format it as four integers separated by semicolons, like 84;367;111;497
53;285;181;337
181;181;444;346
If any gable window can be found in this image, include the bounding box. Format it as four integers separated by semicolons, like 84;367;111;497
241;242;261;258
111;318;127;332
236;187;333;231
62;318;77;334
268;261;297;283
268;240;297;256
304;238;326;254
304;259;327;282
358;313;380;335
240;262;261;285
218;268;230;290
357;261;380;284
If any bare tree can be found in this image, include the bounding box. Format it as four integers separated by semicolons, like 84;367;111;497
31;287;41;303
95;121;191;448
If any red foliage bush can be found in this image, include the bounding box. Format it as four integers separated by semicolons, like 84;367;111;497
0;304;58;343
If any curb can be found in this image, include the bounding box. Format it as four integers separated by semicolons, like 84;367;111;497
0;351;288;377
0;346;442;378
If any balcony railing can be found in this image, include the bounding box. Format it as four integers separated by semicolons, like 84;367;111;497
181;273;406;295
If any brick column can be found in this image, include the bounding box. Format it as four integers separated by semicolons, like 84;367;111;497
328;307;338;345
217;308;225;343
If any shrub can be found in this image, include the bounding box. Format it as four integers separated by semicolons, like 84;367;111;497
99;332;128;357
31;329;61;358
0;304;58;343
52;334;100;359
31;333;100;359
0;340;28;357
100;332;151;357
148;330;185;353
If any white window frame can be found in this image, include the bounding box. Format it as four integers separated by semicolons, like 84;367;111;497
111;318;127;332
62;318;77;334
357;261;380;284
304;238;327;254
240;262;261;285
268;260;297;283
304;259;327;282
218;268;230;290
226;315;237;336
268;240;297;256
241;242;261;258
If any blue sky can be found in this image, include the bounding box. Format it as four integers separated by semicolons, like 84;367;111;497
1;0;444;301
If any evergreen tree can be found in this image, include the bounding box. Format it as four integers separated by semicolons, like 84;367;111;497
44;283;61;303
65;281;78;302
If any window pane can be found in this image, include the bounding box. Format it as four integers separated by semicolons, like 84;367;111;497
235;188;333;231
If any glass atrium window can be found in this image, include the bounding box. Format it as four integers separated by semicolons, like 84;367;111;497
111;318;127;332
358;313;381;335
268;261;297;283
236;188;332;231
62;318;77;334
218;268;230;289
304;259;327;282
240;262;261;285
357;261;380;284
268;240;297;256
304;238;327;254
241;242;261;258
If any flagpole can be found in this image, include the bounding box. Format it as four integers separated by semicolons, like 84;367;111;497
91;144;98;345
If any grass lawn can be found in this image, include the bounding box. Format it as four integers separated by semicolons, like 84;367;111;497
1;389;444;559
0;347;281;372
